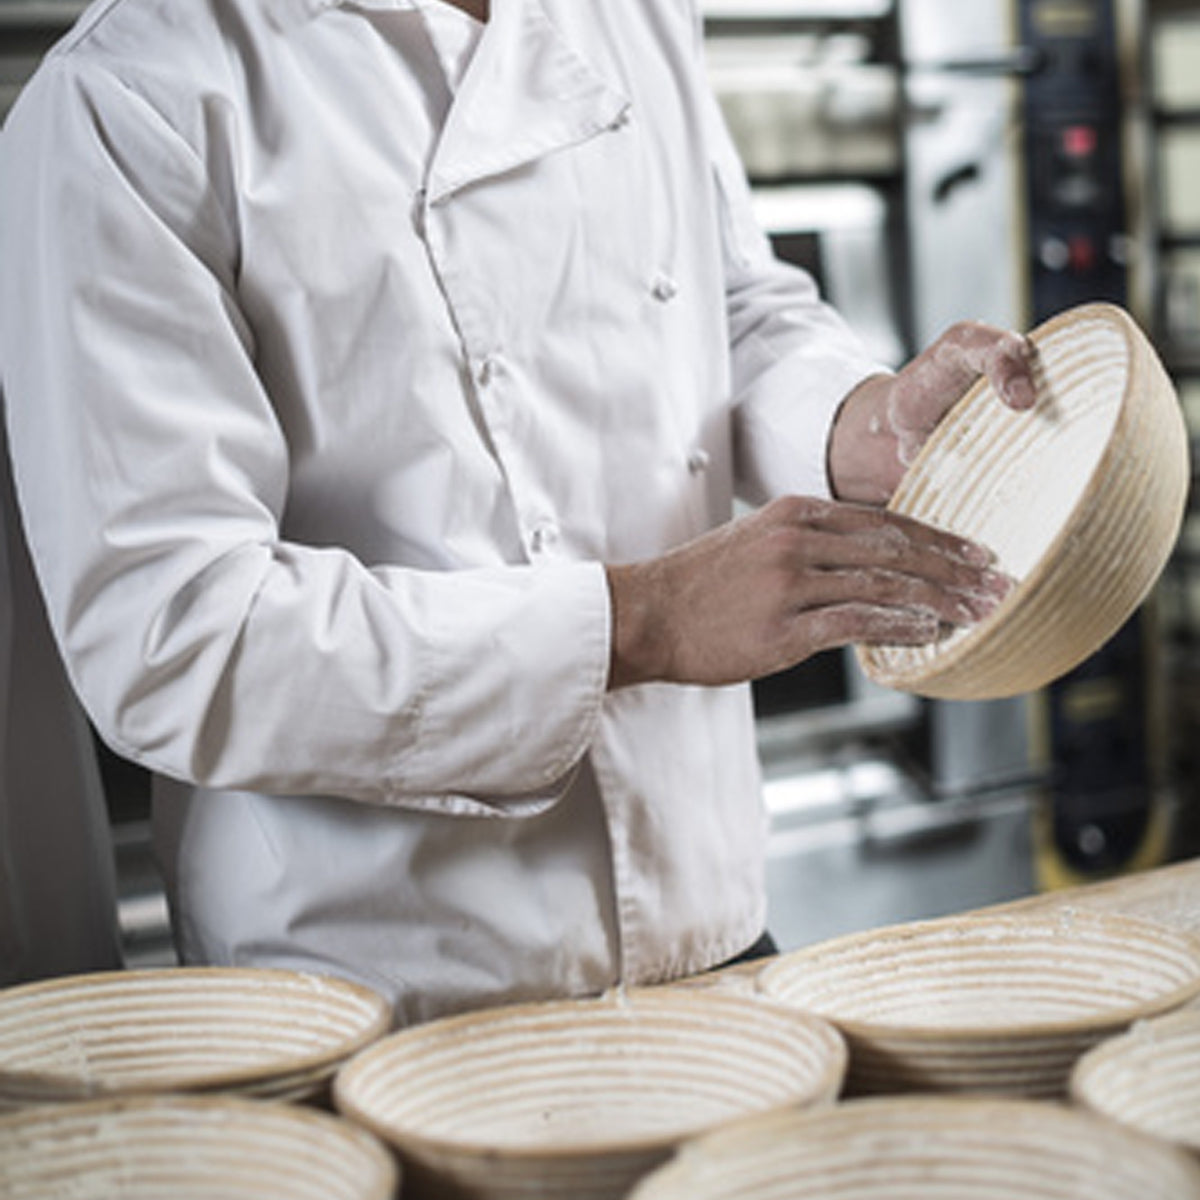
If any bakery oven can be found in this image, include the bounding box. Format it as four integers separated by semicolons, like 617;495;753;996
706;0;1174;950
703;0;1045;952
901;0;1178;893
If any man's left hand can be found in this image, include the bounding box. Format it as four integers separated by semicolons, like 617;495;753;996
829;320;1037;505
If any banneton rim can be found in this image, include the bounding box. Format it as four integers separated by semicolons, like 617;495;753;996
1071;1005;1200;1152
332;987;847;1200
624;1095;1200;1200
857;302;1189;699
0;966;391;1106
0;1094;399;1200
756;909;1200;1098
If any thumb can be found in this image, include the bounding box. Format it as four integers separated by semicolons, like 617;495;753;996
888;323;1035;465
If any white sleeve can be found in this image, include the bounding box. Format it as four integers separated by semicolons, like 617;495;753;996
0;61;610;814
697;59;893;503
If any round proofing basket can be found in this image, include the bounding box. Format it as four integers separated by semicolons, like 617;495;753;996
333;986;847;1200
756;909;1200;1098
1071;1006;1200;1155
0;1094;399;1200
857;302;1189;699
625;1095;1200;1200
0;967;391;1109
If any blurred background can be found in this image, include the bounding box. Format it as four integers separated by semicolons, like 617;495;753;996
3;0;1199;964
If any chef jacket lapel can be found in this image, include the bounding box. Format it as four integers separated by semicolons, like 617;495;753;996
424;0;630;205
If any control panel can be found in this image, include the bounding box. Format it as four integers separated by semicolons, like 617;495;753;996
1021;0;1129;321
1017;0;1170;884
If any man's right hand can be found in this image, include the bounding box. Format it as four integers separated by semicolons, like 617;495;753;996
605;495;1010;689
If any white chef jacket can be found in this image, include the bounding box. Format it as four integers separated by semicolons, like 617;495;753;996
0;0;885;1023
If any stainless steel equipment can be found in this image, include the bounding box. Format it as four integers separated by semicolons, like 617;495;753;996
752;184;906;366
705;28;900;182
1;0;176;969
0;1;84;119
762;752;1036;948
703;0;1047;948
705;0;1178;950
903;0;1180;891
901;0;1147;338
1150;4;1200;862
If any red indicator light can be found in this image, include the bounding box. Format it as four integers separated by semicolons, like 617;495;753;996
1068;234;1097;272
1062;124;1098;159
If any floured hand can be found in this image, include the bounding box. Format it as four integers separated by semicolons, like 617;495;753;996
829;320;1036;504
605;495;1012;689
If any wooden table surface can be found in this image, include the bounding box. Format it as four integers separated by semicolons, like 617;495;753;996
680;854;1200;993
984;854;1200;934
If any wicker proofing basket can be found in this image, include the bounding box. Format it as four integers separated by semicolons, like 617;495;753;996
0;1094;399;1200
625;1095;1200;1200
333;986;847;1200
756;909;1200;1098
857;302;1190;699
1071;1006;1200;1155
0;967;391;1109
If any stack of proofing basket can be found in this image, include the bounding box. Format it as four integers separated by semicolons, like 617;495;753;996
4;304;1200;1200
0;967;401;1199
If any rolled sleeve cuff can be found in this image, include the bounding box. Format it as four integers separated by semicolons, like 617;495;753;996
394;559;611;816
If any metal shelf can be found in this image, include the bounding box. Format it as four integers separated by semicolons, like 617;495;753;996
0;1;86;30
1153;106;1200;126
702;0;893;18
1162;345;1200;375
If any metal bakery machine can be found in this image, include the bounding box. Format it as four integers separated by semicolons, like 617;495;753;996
703;0;1197;950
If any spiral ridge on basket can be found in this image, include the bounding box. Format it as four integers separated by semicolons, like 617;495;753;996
1071;1006;1200;1154
625;1095;1200;1200
857;302;1190;699
757;909;1200;1097
334;987;846;1200
0;1095;398;1200
0;967;391;1108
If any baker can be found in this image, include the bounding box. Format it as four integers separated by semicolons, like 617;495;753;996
0;0;1034;1020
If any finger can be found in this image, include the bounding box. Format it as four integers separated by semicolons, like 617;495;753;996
892;325;1036;444
798;602;945;656
784;528;1013;622
932;322;1036;410
793;566;1006;627
790;499;1007;578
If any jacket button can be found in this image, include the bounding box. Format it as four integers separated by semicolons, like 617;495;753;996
529;520;559;555
651;272;678;302
477;355;501;387
687;447;711;474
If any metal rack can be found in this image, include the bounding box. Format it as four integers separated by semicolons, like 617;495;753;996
1144;0;1200;857
0;2;175;965
0;1;85;117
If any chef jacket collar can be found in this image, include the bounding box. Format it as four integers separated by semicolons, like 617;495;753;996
423;0;629;204
279;0;423;26
274;0;631;203
268;0;631;204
